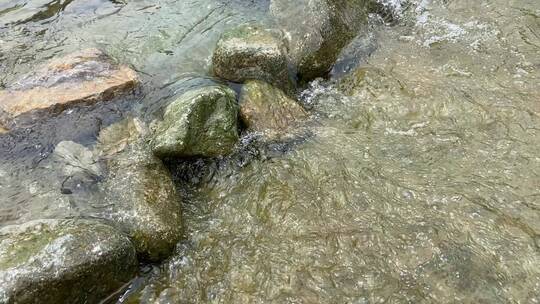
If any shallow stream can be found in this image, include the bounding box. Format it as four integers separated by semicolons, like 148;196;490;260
1;0;539;303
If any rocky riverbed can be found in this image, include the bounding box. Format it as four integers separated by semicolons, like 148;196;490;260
1;0;539;303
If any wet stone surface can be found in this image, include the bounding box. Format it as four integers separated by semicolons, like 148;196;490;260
270;0;370;80
0;219;137;304
0;48;138;130
239;80;308;137
97;143;184;262
212;23;293;92
151;85;239;158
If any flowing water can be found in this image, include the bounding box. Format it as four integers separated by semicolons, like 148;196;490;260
1;0;540;303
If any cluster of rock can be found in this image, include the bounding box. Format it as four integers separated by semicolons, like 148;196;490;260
0;0;371;302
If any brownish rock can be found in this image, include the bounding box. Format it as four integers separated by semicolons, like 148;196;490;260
239;80;307;137
0;48;138;129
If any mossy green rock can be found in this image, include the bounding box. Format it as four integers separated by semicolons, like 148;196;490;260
0;219;137;304
102;145;183;262
151;85;239;158
239;80;307;136
270;0;369;81
212;24;293;92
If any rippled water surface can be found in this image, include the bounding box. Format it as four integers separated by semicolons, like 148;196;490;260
1;0;540;303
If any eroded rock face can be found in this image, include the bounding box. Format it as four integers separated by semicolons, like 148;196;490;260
95;119;183;262
0;48;138;130
151;85;239;158
239;80;307;137
0;219;137;304
270;0;369;81
212;24;293;92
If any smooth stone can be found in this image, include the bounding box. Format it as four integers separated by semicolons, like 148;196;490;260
0;48;138;128
239;80;307;137
99;142;183;262
0;219;137;304
212;23;293;92
270;0;369;81
151;85;239;158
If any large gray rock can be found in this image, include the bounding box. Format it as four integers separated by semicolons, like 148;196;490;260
212;23;293;92
151;85;239;158
0;219;137;304
239;80;307;137
96;119;183;262
270;0;369;81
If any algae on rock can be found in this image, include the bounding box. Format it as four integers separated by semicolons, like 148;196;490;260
151;85;239;158
212;23;294;92
0;219;137;304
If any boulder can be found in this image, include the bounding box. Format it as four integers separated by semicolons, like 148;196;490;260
270;0;369;81
151;85;239;158
0;219;137;304
95;119;183;262
0;48;138;130
212;23;293;92
239;80;307;136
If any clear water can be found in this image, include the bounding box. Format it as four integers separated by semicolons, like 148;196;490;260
1;0;539;303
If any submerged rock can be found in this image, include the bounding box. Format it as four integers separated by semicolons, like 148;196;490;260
151;85;239;158
239;80;307;137
338;66;405;98
270;0;369;81
95;119;183;262
54;141;103;178
212;23;293;92
102;148;183;262
0;219;137;304
0;48;138;130
96;116;148;157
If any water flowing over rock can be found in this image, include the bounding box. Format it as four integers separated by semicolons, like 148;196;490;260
239;80;307;137
270;0;369;81
151;85;239;158
212;23;293;92
95;119;183;262
0;219;137;304
0;48;138;131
